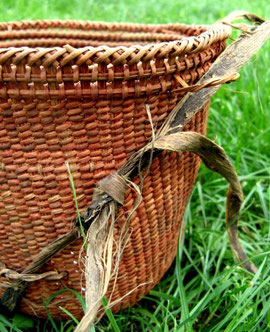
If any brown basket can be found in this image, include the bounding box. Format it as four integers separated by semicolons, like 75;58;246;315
0;20;231;319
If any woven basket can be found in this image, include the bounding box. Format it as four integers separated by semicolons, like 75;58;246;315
0;20;231;319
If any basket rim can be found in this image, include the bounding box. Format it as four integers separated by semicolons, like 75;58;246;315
0;20;232;67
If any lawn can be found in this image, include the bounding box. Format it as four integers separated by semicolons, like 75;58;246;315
0;0;270;331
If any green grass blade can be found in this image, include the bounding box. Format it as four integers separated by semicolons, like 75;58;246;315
211;258;268;332
59;307;79;325
176;236;193;332
0;322;9;332
66;161;87;247
101;296;120;332
42;298;60;332
0;314;23;332
45;288;86;313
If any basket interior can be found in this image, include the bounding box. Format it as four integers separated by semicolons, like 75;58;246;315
0;21;207;48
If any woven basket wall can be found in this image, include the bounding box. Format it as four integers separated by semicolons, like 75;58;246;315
0;20;230;319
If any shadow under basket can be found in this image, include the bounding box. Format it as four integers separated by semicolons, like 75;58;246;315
0;20;230;319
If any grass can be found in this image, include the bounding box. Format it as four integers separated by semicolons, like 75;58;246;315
0;0;270;331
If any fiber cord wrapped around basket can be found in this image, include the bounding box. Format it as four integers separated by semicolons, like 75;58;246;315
0;11;270;329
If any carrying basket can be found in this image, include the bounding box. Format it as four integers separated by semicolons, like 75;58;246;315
0;19;238;319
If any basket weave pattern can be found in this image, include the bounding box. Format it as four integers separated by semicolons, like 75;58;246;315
0;21;229;318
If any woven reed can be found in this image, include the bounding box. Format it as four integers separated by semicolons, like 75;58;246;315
0;20;230;319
